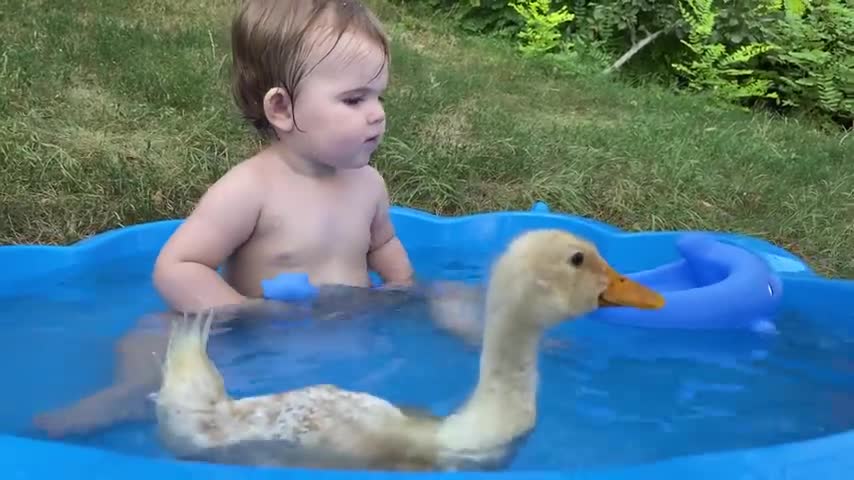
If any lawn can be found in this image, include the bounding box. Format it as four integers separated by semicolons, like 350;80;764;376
0;0;851;276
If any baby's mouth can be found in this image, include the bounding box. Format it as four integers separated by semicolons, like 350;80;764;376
365;135;380;143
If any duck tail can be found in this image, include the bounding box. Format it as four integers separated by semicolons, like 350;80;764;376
154;309;229;414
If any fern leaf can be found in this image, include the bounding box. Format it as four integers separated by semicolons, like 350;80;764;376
721;44;774;67
817;72;843;110
784;0;808;18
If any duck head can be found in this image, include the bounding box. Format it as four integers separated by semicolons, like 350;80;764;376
486;229;665;329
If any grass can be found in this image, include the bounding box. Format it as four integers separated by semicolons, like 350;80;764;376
0;0;852;276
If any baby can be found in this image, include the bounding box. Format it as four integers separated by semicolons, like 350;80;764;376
33;0;424;438
157;0;413;312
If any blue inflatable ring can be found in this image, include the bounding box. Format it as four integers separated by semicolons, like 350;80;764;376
589;232;783;331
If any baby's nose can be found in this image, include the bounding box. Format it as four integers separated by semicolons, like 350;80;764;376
367;103;385;124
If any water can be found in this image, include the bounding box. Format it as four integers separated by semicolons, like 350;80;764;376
1;250;853;472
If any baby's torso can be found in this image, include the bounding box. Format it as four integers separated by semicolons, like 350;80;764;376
224;168;381;297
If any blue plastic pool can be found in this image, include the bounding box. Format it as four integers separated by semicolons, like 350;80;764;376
1;202;853;479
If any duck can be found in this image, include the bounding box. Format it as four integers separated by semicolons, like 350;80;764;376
151;229;665;471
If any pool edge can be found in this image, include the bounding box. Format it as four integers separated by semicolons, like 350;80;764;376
2;428;852;479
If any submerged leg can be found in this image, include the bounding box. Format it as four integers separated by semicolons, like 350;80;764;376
32;316;170;438
30;305;262;438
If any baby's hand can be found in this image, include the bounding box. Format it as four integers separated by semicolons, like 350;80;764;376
261;272;319;303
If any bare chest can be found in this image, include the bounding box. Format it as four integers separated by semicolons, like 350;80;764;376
255;179;377;263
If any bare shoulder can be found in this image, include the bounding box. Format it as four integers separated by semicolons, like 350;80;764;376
359;165;385;182
157;152;272;262
354;165;389;201
211;154;271;195
192;151;280;215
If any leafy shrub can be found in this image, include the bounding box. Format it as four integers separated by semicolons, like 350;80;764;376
421;0;521;34
411;0;854;127
758;0;854;124
671;0;777;105
510;0;575;55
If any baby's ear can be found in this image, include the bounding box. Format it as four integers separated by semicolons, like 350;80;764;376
263;87;294;133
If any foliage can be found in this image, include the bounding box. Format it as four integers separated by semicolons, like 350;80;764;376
509;0;575;55
758;0;854;124
422;0;521;34
566;0;684;47
671;0;777;105
412;0;854;127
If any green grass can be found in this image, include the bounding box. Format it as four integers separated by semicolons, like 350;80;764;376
0;0;852;276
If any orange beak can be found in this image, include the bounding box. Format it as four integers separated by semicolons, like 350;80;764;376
598;263;665;309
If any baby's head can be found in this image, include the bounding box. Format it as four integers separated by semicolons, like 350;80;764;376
231;0;390;170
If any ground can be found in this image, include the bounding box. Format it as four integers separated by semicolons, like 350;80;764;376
0;0;851;276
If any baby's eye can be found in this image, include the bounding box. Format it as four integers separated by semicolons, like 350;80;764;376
343;97;364;106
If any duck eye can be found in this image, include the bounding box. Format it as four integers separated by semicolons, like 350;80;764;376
568;252;584;267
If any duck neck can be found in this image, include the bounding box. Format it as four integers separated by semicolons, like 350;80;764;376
453;293;543;437
476;300;542;406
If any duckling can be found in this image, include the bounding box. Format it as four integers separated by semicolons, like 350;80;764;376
152;229;664;471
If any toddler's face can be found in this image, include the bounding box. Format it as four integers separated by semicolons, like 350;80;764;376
287;32;389;170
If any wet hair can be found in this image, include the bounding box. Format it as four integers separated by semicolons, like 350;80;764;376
230;0;390;137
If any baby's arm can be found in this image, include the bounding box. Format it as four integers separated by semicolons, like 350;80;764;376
153;163;264;312
364;173;484;343
367;176;414;288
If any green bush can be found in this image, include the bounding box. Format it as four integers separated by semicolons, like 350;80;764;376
758;0;854;124
671;0;777;105
411;0;854;127
421;0;522;34
510;0;575;56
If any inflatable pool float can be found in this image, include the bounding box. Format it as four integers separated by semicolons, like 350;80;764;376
1;201;852;480
587;232;781;331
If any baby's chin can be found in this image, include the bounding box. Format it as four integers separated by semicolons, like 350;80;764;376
332;153;375;170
